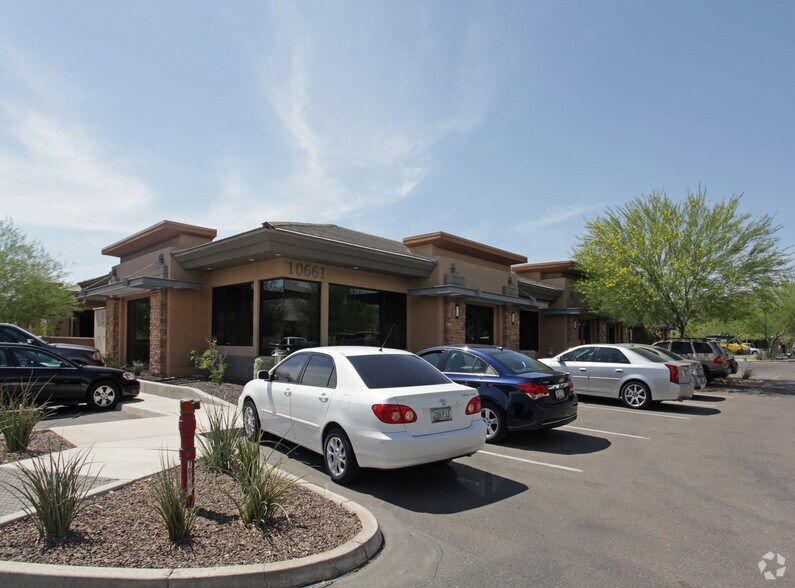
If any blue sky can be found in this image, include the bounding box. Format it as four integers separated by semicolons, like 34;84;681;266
1;1;793;283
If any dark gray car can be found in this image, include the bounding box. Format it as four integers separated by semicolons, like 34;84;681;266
0;323;103;366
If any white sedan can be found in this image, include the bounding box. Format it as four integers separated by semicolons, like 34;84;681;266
539;343;695;409
238;346;486;484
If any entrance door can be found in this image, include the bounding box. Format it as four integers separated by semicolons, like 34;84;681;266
127;298;150;364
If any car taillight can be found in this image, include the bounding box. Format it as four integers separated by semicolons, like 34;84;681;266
665;364;689;384
714;357;723;364
465;396;481;415
518;382;549;400
568;377;575;393
372;404;417;424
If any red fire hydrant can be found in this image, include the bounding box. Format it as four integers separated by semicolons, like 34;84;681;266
179;399;201;507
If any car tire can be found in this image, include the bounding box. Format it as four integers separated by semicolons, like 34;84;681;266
85;380;120;411
703;365;713;384
481;400;507;443
242;399;261;441
619;381;651;409
323;427;360;485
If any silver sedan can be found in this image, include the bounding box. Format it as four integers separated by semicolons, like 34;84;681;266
539;343;695;409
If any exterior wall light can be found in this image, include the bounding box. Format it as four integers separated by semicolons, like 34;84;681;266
455;303;460;318
451;263;457;274
511;312;516;324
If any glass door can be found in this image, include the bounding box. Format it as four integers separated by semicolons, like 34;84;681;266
127;298;150;364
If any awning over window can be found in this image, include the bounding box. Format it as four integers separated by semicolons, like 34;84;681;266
77;277;204;301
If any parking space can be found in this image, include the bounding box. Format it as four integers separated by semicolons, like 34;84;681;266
327;368;795;587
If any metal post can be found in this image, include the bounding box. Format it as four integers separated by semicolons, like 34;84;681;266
179;399;201;507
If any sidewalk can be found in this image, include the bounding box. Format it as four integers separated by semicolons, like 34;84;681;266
0;381;382;587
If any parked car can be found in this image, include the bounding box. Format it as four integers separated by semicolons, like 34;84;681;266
417;345;577;443
238;346;486;484
653;338;730;383
0;343;139;410
540;343;694;409
631;344;707;390
0;323;103;366
705;334;752;355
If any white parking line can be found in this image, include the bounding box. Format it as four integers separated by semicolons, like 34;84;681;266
478;450;584;473
578;404;691;420
561;425;649;440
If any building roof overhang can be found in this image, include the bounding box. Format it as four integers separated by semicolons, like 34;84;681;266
77;277;204;301
102;221;217;258
517;277;563;304
403;232;526;266
407;284;548;309
173;224;437;279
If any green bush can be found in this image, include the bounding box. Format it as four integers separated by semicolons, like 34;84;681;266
197;403;240;474
0;384;51;453
3;447;97;538
150;455;197;541
229;437;297;529
129;360;148;376
190;338;227;385
101;353;123;369
741;367;754;380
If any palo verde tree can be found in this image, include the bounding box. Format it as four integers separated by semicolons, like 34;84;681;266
0;218;76;327
739;280;795;347
572;189;792;336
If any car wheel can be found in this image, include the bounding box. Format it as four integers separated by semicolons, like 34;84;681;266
242;399;261;441
620;381;651;409
86;381;119;411
481;401;507;443
323;427;360;485
703;365;713;384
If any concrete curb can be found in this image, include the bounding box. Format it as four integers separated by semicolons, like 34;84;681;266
0;380;384;587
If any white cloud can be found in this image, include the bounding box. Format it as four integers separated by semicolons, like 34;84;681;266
513;204;604;232
0;108;153;231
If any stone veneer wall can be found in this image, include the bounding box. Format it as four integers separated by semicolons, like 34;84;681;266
105;299;120;362
501;308;520;349
149;291;167;376
443;298;466;345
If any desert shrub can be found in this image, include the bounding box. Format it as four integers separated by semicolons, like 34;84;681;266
150;455;197;541
230;436;297;529
190;338;227;385
741;367;754;380
4;447;97;538
0;384;51;452
252;356;276;380
102;353;123;369
130;359;148;376
197;403;240;474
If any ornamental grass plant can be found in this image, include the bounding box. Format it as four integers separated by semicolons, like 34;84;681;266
197;402;241;474
0;384;51;453
5;447;97;538
150;454;197;541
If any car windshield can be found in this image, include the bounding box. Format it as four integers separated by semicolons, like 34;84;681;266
481;348;555;375
348;354;451;389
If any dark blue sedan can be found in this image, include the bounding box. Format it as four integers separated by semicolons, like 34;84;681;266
418;346;577;443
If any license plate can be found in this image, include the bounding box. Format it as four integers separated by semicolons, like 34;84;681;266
431;406;452;423
554;389;565;400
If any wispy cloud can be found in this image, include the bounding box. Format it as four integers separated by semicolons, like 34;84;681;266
0;36;154;232
215;3;499;226
513;204;604;232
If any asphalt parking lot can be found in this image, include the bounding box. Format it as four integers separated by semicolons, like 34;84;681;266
294;360;795;587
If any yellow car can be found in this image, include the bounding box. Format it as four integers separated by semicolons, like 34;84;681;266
706;335;751;354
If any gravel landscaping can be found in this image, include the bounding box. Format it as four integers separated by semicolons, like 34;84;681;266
0;378;363;569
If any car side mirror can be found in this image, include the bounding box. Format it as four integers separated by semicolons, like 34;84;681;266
257;370;271;381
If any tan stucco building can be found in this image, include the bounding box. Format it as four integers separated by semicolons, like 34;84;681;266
79;220;628;380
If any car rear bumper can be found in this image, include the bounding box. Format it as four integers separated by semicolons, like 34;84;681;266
654;381;694;401
350;418;487;470
506;394;578;431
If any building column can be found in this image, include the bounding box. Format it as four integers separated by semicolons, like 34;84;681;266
105;298;120;362
501;308;520;349
443;299;465;345
149;290;168;376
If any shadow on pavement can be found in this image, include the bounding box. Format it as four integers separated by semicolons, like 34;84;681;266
257;438;527;514
500;429;611;456
578;396;721;416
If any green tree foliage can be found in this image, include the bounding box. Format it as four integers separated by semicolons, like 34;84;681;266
738;280;795;346
0;218;76;326
573;189;792;336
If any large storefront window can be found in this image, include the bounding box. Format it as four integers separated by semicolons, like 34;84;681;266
260;279;320;355
465;304;494;345
328;285;406;349
212;283;254;346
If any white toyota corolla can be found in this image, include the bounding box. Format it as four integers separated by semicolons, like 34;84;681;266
238;346;487;484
